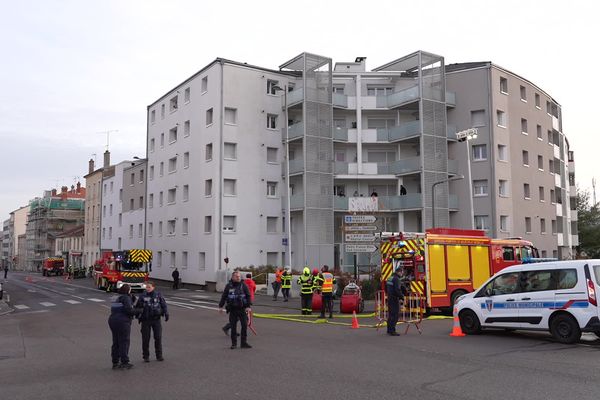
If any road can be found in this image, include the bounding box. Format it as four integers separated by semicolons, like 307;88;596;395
1;271;599;400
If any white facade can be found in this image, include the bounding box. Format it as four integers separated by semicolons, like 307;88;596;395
100;160;131;252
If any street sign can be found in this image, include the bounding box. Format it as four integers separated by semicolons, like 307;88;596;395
345;244;377;253
344;215;376;224
344;225;377;232
345;233;376;242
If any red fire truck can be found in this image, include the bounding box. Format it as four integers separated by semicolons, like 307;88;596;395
380;229;539;311
42;257;65;276
94;249;152;292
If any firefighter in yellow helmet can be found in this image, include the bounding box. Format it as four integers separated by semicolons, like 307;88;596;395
297;267;314;315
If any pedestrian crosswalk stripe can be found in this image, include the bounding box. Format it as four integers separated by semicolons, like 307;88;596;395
40;302;56;307
14;304;29;310
87;298;105;302
64;300;81;305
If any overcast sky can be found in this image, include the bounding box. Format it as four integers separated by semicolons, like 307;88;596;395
1;0;598;220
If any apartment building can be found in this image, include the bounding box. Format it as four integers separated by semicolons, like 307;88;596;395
446;62;578;259
84;151;109;266
10;206;28;270
1;219;9;268
55;225;84;267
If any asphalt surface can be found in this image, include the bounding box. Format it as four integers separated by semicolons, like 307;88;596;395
1;271;600;400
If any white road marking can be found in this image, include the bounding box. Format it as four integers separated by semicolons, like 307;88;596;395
40;302;56;307
64;300;81;305
167;300;219;311
179;288;189;291
27;289;37;293
195;290;205;292
192;295;209;299
14;304;30;310
87;298;105;302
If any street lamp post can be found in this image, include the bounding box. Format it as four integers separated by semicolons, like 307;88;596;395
432;175;464;228
456;128;478;229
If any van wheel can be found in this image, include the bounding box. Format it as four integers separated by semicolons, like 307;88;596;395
550;313;581;344
459;309;481;335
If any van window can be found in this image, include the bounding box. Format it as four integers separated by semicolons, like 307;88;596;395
481;272;520;296
594;265;600;285
556;269;578;289
502;247;515;261
520;270;555;292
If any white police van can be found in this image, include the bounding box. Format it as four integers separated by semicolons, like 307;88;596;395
455;260;600;344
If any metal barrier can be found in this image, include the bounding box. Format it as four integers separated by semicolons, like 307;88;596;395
376;290;425;334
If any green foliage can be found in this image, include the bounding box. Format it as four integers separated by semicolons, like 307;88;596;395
577;187;600;258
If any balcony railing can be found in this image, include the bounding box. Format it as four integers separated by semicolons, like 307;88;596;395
449;194;459;210
333;93;348;108
289;159;304;175
333;127;349;142
446;91;456;107
284;122;304;141
447;125;457;140
377;120;421;142
334;194;422;211
334;158;422;176
376;85;419;108
286;88;304;106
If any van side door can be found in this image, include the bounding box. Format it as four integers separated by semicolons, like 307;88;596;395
475;271;522;329
518;269;560;328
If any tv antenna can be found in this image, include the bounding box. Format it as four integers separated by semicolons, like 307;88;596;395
97;130;119;151
593;177;597;206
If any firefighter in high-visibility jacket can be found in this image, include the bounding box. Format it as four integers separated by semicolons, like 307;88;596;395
281;269;292;302
315;265;336;319
297;267;314;315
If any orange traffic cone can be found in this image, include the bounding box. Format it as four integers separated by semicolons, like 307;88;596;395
449;306;465;337
351;311;360;329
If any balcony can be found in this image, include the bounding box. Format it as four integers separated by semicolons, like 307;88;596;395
376;85;419;108
284;122;304;141
286;88;304;107
289;159;304;175
289;195;304;210
449;194;459;210
334;157;421;176
570;210;578;221
446;91;456;107
377;120;421;142
334;194;422;211
333;127;349;142
333;93;348;108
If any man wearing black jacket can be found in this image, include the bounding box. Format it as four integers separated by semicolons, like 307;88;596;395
136;282;169;362
386;267;407;336
219;271;252;349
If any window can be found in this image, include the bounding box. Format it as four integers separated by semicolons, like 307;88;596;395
206;108;213;126
118;213;122;227
521;118;528;134
267;79;278;95
470;110;486;127
169;95;178;112
129;224;134;239
205;179;212;196
267;114;277;129
267;181;277;197
535;93;541;108
149;193;154;208
168;188;176;204
170;252;176;268
183;184;189;202
522;150;529;166
332;85;345;94
498;145;507;161
167;219;176;235
139;170;144;182
520;270;553;293
168;157;177;173
539;186;545;202
182;251;188;268
548;130;553;145
549;159;554;174
169;127;178;143
520;85;527;101
524;183;531;199
159;191;163;207
224;142;237;160
223;179;236;196
201;76;208;93
199;252;206;270
161;104;165;119
182;218;188;235
130;173;135;185
537;155;543;170
109;204;113;216
500;215;508;232
525;217;532;233
496;110;506;127
474;215;489;230
224;108;237;125
129;199;134;210
472;144;487;161
223;215;236;232
537;124;542;140
159;221;163;236
138;223;143;238
159;162;164;177
139;196;144;208
206;143;213;161
118;237;122;250
102;227;105;239
103;205;106;217
184;120;190;137
160;133;165;148
150;110;156;123
150;165;154;180
204;216;212;233
473;180;488;196
500;77;508;94
540;218;546;234
541;250;547;258
156;251;162;267
502;247;515;261
150;138;155;152
552;219;557;234
550;189;556;203
184;152;189;168
267;217;278;233
367;86;394;96
481;272;520;296
267;147;278;163
184;87;190;103
499;180;509;197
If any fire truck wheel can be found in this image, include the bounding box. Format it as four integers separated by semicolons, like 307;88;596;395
594;332;600;340
451;290;468;306
549;313;581;344
459;309;481;335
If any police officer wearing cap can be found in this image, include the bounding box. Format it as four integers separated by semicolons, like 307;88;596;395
108;284;141;369
136;281;169;362
386;266;408;336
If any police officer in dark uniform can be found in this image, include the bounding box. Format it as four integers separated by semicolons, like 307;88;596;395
219;271;252;349
386;266;407;336
136;281;169;362
108;284;140;369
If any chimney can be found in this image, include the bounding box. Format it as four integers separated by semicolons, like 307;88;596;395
103;150;110;168
51;189;57;196
62;186;68;193
89;158;95;174
76;182;81;192
71;185;75;192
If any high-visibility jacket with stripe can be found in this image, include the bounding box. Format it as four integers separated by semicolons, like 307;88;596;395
281;273;292;289
297;275;313;295
320;272;335;293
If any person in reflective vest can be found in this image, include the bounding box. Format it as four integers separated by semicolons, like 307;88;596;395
297;267;314;315
311;268;321;292
316;265;336;319
272;268;283;301
281;269;292;302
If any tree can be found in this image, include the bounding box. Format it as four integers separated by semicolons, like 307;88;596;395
576;188;600;258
